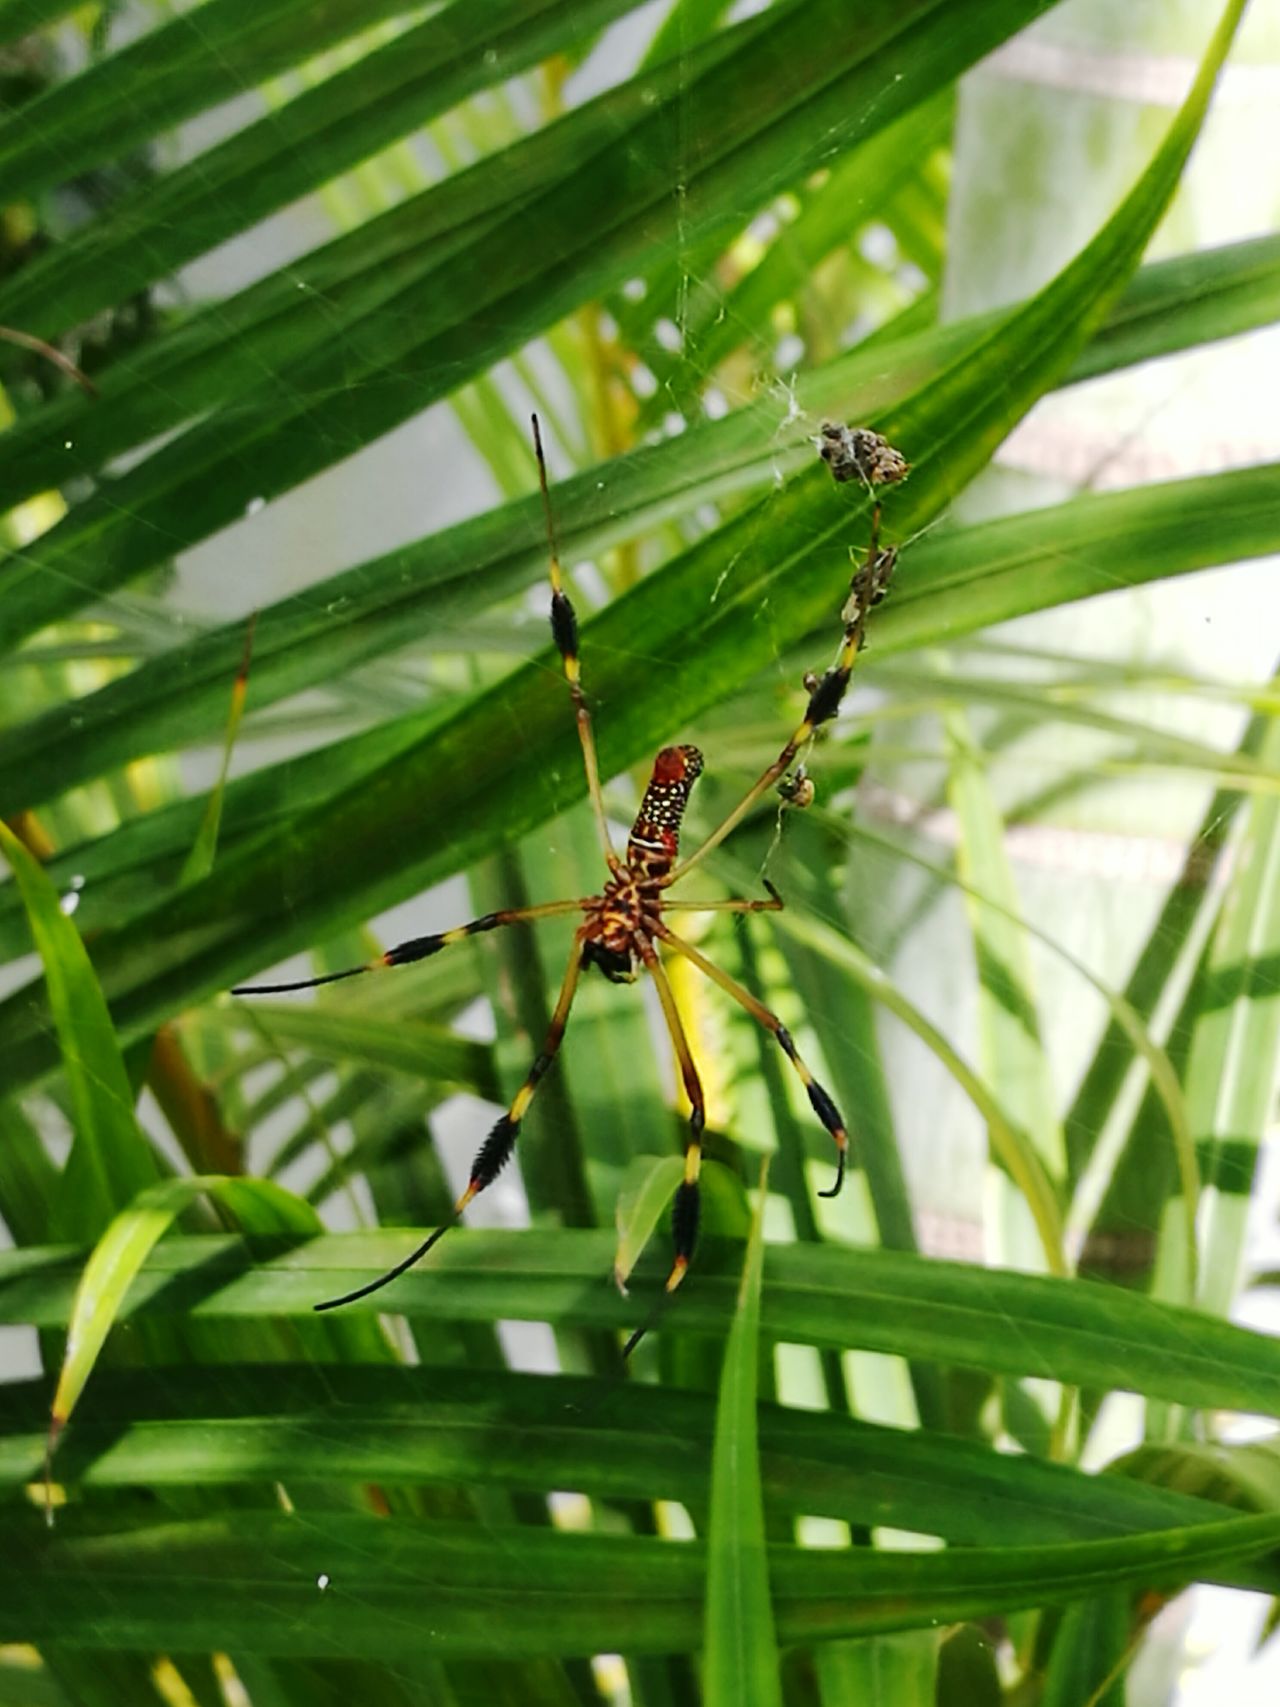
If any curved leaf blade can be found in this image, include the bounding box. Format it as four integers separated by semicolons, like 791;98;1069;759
0;820;161;1242
48;1174;321;1453
5;1365;1268;1561
613;1156;685;1290
4;1231;1280;1418
4;1505;1280;1659
0;0;416;206
0;0;669;338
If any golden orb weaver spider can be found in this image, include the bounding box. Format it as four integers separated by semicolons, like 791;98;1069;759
233;417;907;1345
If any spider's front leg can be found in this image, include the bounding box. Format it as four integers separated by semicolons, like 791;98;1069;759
665;427;907;885
532;412;620;876
230;897;588;994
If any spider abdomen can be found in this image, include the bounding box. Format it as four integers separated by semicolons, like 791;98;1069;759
626;744;704;877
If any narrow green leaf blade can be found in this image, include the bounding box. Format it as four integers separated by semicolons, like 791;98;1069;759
179;615;255;885
207;1002;499;1100
1041;1596;1129;1707
815;1633;939;1707
613;1157;685;1290
49;1174;319;1445
4;1232;1280;1418
0;0;416;205
0;1;79;50
0;821;161;1242
705;1161;781;1707
5;1505;1280;1658
945;707;1066;1272
0;0;651;339
3;221;1271;542
5;1365;1276;1584
1188;708;1280;1315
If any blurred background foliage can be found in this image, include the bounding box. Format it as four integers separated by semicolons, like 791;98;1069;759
2;0;1280;1702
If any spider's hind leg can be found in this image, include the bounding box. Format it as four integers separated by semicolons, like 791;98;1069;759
655;922;850;1198
626;940;706;1351
313;932;588;1312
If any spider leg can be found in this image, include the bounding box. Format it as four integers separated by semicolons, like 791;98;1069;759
663;509;891;887
638;939;705;1288
661;879;784;915
231;898;589;994
653;921;849;1198
315;931;588;1311
532;413;621;876
623;938;706;1360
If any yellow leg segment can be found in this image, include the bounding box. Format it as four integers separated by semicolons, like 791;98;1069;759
532;413;621;875
654;923;849;1198
639;939;706;1295
662;880;784;916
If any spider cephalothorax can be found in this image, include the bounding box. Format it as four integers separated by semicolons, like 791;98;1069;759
233;415;905;1343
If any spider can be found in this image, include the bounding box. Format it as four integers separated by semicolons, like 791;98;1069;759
233;416;906;1337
